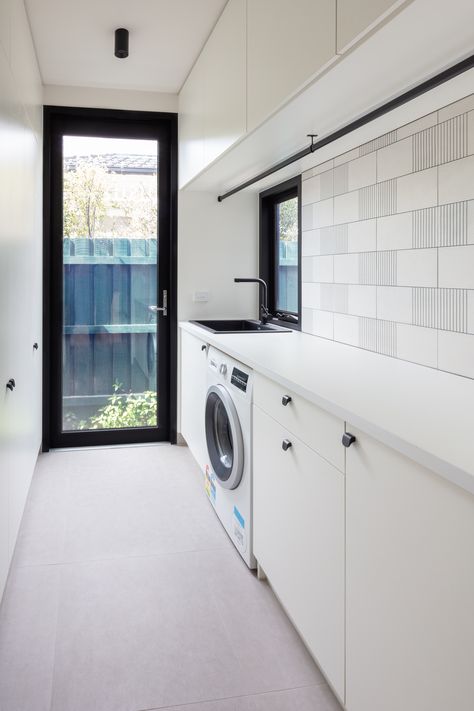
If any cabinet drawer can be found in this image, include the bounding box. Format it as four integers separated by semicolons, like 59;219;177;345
253;372;344;471
253;404;345;699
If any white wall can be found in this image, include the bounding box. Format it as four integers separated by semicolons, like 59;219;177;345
43;84;178;113
0;0;43;598
178;190;259;321
177;188;259;436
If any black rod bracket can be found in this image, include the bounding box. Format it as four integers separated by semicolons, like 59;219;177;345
307;134;318;152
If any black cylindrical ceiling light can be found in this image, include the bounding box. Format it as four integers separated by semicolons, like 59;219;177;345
114;28;129;59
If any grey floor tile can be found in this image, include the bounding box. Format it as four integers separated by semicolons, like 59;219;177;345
50;552;248;711
145;684;343;711
2;445;331;711
12;452;71;567
199;549;325;694
0;564;60;711
62;449;230;563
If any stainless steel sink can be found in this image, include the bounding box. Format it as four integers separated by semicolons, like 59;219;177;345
190;319;292;334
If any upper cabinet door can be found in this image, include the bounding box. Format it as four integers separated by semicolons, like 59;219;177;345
246;0;336;131
178;55;206;187
178;0;246;187
201;0;246;166
337;0;402;52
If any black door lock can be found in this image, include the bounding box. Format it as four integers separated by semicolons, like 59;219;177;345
342;432;356;448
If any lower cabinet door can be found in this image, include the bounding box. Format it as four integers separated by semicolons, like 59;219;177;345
253;404;345;700
180;330;208;470
346;426;474;711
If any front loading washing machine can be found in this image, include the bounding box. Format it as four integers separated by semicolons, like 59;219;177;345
204;347;256;569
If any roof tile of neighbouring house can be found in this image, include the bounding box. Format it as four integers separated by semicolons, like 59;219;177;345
65;154;157;174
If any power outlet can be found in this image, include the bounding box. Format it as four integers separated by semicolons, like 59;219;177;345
193;291;209;303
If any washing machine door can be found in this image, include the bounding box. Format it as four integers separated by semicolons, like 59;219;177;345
205;384;244;490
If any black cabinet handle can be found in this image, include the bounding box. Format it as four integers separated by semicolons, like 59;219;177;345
281;395;292;406
6;378;16;391
33;342;39;350
342;432;356;448
201;345;207;352
282;439;292;451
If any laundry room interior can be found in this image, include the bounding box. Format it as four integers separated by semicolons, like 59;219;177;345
1;1;474;710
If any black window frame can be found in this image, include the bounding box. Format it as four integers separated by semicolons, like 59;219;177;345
259;176;302;330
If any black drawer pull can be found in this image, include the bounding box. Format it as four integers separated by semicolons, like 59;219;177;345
33;342;39;350
282;439;292;451
201;345;207;352
281;395;292;406
342;432;356;448
6;378;16;391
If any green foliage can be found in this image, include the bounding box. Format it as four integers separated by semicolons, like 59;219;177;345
80;384;157;430
278;197;298;242
64;159;107;238
116;181;158;237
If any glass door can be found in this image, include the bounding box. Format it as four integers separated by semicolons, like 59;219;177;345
45;110;176;447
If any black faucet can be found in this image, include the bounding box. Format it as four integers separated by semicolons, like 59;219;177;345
234;278;271;324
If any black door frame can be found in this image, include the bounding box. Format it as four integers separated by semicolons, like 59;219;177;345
43;106;178;450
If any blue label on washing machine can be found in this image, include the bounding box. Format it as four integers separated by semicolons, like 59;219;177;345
233;506;245;529
232;505;246;552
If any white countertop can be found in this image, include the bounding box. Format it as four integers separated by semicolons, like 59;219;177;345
180;321;474;496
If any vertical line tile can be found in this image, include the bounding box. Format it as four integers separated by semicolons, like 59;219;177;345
360;130;398;157
412;202;468;247
413;115;468;172
333;164;349;196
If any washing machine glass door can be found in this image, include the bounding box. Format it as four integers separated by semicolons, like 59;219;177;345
205;384;244;490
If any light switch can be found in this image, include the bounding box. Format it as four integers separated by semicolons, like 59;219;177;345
193;291;209;303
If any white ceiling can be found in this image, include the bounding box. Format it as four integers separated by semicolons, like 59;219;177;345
25;0;228;93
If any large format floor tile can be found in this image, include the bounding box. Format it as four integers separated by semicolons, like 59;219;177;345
0;564;60;711
150;685;342;711
0;445;342;711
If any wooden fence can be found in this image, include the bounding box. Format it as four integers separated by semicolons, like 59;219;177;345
62;238;157;425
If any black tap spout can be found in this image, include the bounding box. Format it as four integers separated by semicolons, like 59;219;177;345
234;278;270;323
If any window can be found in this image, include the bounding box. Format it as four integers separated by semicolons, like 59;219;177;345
259;176;301;329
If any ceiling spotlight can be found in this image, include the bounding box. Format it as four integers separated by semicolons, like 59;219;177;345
114;28;129;59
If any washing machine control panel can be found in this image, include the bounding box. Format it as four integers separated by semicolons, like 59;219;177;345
231;367;249;392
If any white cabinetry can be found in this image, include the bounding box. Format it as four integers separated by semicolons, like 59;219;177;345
345;427;474;711
337;0;403;52
246;0;336;130
253;374;345;701
178;0;246;186
180;330;208;471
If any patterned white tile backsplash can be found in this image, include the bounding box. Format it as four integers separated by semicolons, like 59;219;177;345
301;92;474;379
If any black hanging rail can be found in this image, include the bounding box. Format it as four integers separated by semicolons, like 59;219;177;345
217;53;474;203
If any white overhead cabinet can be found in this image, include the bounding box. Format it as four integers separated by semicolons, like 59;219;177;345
252;374;345;702
178;0;246;187
345;428;474;711
246;0;336;131
336;0;404;52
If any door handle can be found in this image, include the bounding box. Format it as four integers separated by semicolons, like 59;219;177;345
149;290;168;317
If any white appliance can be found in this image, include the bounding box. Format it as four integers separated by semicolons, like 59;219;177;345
204;347;256;568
